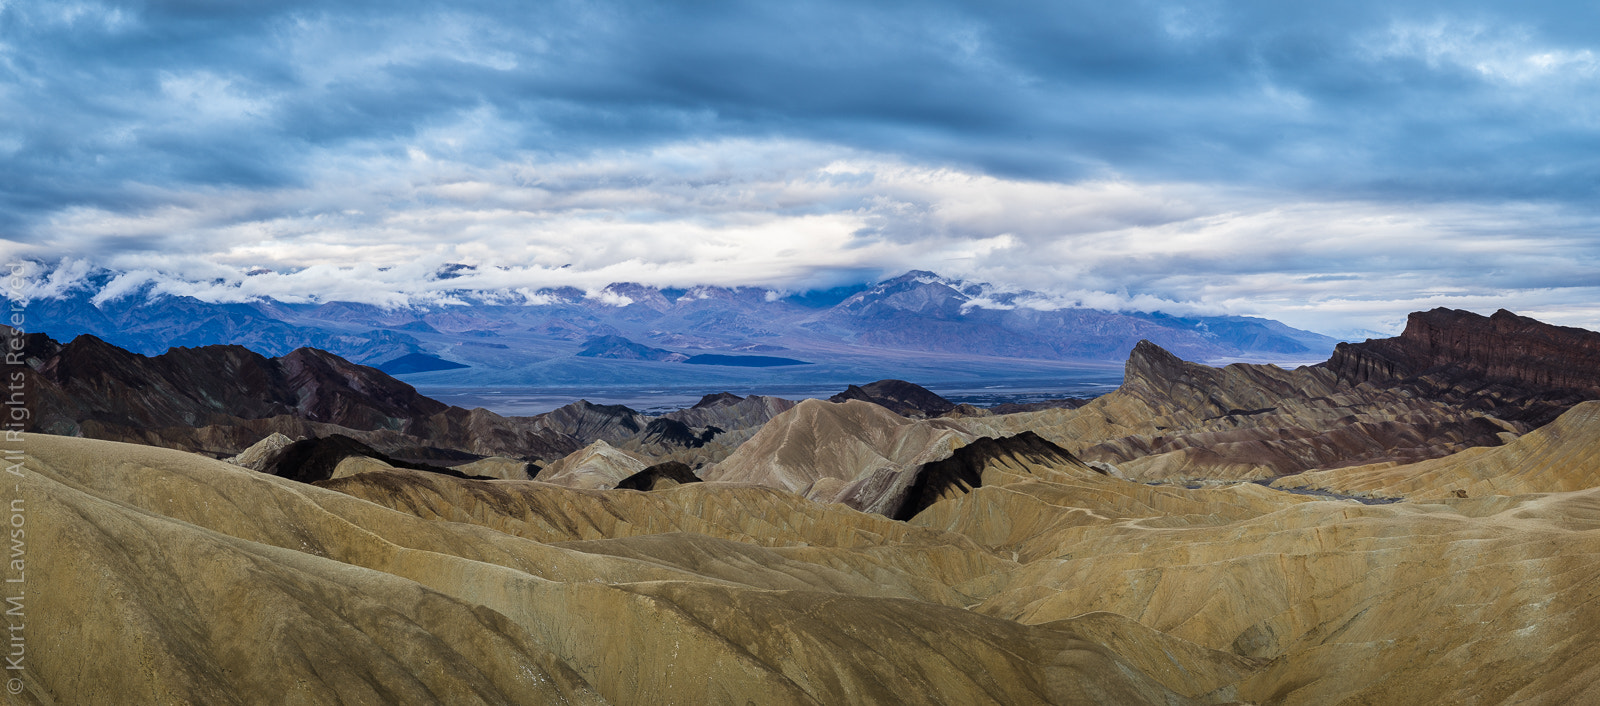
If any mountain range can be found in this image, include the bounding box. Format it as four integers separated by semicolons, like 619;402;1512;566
20;268;1341;392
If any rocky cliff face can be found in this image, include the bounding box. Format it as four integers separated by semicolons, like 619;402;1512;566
954;309;1599;484
958;337;1522;481
1325;308;1600;425
23;330;446;437
5;327;672;463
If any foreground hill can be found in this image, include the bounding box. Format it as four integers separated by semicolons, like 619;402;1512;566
18;426;1600;704
20;434;1243;705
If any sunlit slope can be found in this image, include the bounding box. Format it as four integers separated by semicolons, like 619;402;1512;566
25;420;1600;705
19;433;1240;705
910;457;1600;705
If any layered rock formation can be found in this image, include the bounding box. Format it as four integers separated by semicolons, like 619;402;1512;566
958;340;1518;481
940;310;1600;484
1326;308;1600;425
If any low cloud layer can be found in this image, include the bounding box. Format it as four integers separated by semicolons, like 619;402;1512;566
3;1;1598;337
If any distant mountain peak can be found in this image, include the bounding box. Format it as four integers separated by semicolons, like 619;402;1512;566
590;282;672;310
434;263;477;280
837;270;974;317
881;269;948;285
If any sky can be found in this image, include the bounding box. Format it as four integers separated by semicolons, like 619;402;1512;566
2;0;1598;337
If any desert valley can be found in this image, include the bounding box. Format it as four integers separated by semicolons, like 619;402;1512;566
5;303;1600;704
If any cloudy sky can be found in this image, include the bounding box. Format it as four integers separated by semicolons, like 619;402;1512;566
2;0;1598;336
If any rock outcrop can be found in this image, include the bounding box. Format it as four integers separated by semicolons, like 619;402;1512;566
958;339;1518;481
224;432;296;470
829;379;956;418
615;461;703;491
257;434;491;484
888;432;1100;521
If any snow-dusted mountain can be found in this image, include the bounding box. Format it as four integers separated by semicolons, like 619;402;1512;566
17;268;1338;389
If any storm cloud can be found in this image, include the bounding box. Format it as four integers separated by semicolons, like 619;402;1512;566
2;0;1598;336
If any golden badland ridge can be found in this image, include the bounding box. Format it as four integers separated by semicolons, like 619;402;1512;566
9;307;1600;704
